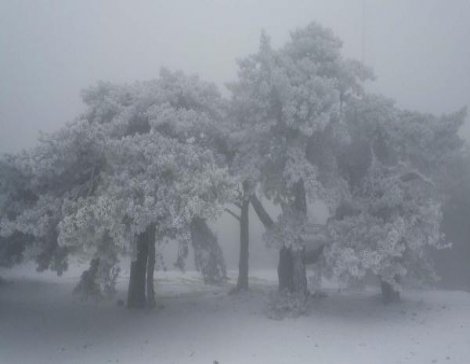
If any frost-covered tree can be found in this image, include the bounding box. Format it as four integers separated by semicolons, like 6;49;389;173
0;156;35;268
80;69;231;288
229;23;371;295
61;70;232;307
326;95;466;302
59;132;231;307
0;120;106;276
1;70;233;308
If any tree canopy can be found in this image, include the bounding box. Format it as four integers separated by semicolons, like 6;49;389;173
0;22;467;306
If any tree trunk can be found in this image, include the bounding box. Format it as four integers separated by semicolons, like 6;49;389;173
251;185;310;295
127;233;148;308
303;244;325;265
251;194;292;292
251;192;307;293
288;179;309;295
236;197;250;291
278;247;293;292
191;217;227;284
292;248;308;295
380;278;400;304
293;179;307;215
146;225;156;308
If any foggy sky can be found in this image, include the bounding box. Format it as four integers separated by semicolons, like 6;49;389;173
1;0;469;154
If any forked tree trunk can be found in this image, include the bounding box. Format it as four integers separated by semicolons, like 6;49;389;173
251;193;299;293
251;194;290;291
251;186;310;296
236;197;250;291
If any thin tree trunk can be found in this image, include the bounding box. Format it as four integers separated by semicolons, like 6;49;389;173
236;197;250;291
127;233;148;308
146;225;156;308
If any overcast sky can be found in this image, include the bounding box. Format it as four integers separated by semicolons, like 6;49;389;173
1;0;469;154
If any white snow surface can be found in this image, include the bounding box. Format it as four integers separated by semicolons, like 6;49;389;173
1;263;470;364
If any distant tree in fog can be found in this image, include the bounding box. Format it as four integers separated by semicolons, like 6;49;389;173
436;146;470;289
0;121;106;275
326;95;466;303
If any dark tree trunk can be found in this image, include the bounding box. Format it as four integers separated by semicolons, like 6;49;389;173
380;278;400;304
251;193;302;293
303;244;325;265
278;247;293;292
288;179;308;295
146;225;156;308
251;186;310;295
251;194;292;292
74;257;101;298
293;179;307;215
236;197;250;291
127;233;149;308
36;229;68;275
292;249;308;295
191;217;227;284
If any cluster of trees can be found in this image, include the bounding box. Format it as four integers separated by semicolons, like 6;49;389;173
0;23;467;308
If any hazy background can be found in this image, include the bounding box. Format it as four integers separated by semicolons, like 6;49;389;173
1;0;469;154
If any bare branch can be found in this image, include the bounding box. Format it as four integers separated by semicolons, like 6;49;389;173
232;201;243;209
250;194;274;229
224;208;241;221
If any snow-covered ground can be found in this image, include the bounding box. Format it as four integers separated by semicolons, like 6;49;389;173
1;264;470;364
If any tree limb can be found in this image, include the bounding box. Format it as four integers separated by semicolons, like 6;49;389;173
232;201;243;209
224;208;241;221
250;193;274;229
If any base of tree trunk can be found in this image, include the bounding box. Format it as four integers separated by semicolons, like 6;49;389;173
278;247;294;292
236;198;250;292
127;263;147;308
127;226;157;309
146;229;156;308
235;279;249;292
278;247;308;296
191;217;227;284
380;280;400;304
292;249;308;296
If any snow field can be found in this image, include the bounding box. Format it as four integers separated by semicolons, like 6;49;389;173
1;265;470;364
